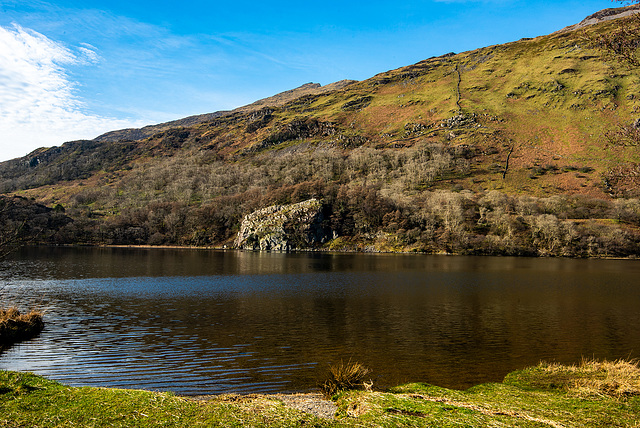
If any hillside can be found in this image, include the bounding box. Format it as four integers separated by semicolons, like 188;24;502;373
1;6;640;256
92;80;357;143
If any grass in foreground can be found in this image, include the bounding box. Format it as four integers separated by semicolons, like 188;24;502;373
2;359;640;427
0;308;44;351
505;358;640;400
320;359;372;398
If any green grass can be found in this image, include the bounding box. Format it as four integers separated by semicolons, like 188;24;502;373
0;371;336;428
3;359;640;427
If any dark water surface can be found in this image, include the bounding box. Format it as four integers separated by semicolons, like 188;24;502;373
1;247;639;395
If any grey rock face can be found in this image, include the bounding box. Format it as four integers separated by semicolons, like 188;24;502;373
234;199;329;251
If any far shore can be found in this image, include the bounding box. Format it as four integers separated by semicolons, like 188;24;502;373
20;243;640;260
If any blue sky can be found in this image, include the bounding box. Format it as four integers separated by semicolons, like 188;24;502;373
0;0;618;161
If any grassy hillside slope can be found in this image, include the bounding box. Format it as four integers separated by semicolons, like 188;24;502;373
92;81;357;143
1;11;640;256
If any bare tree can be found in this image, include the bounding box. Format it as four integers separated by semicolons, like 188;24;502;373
0;198;25;260
0;196;67;260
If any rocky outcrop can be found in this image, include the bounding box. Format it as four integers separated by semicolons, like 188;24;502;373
234;199;330;251
556;4;640;33
247;118;338;153
441;113;478;129
234;80;357;114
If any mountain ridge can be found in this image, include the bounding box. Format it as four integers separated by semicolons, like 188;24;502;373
92;80;357;143
2;6;640;257
93;5;640;147
556;3;640;33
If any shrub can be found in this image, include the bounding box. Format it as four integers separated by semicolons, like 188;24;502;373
320;359;372;397
0;308;44;350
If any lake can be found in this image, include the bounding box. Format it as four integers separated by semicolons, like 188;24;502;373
1;247;639;395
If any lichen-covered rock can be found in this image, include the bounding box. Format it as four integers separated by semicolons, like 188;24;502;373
234;199;329;251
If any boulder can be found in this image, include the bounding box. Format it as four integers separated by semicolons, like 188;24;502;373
234;199;329;251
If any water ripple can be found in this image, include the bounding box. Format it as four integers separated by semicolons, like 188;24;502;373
2;249;640;394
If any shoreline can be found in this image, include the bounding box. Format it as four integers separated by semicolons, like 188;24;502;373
23;243;640;260
2;359;639;426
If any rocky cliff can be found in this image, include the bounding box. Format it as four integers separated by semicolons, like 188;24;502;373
234;199;329;251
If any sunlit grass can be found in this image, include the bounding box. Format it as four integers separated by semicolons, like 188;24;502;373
528;358;640;399
2;359;640;427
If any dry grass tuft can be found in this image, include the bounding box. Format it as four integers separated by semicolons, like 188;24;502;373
537;357;640;399
0;307;44;348
320;359;372;398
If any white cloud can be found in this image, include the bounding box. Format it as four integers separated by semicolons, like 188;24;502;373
77;43;101;64
0;23;143;162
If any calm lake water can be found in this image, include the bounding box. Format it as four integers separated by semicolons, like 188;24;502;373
1;247;639;395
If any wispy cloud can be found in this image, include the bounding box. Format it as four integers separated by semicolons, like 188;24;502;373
0;23;143;161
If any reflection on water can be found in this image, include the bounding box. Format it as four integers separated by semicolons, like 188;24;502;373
1;247;640;394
